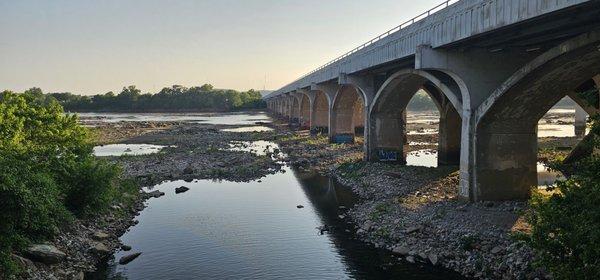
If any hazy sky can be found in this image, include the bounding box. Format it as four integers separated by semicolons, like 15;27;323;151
0;0;440;95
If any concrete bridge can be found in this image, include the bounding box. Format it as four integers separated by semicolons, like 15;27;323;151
264;0;600;201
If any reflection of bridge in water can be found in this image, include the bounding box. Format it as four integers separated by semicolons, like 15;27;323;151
292;169;465;279
266;0;600;201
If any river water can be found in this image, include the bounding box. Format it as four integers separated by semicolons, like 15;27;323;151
84;110;579;279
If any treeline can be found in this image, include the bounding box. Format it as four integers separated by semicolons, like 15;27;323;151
407;91;437;111
20;84;265;112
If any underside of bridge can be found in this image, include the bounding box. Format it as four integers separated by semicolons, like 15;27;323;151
299;94;310;129
368;70;462;165
311;91;329;134
264;1;600;202
330;85;365;143
472;33;600;201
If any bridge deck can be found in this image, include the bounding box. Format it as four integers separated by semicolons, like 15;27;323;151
266;0;589;98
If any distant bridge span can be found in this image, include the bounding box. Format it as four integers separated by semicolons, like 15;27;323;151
264;0;600;201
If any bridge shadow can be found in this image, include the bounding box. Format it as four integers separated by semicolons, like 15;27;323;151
291;168;466;279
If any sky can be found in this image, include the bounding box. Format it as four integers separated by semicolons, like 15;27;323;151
0;0;441;95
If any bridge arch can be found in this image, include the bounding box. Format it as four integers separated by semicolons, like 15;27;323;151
330;85;367;143
297;92;311;129
472;31;600;201
367;69;463;164
311;90;330;134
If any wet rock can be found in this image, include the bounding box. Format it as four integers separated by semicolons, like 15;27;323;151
119;252;142;265
175;186;190;194
25;244;66;264
296;205;304;209
318;225;331;235
145;190;165;198
121;245;132;251
92;231;110;240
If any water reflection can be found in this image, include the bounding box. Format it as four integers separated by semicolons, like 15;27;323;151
76;112;271;125
93;144;168;157
406;150;438;168
87;167;463;279
221;126;274;132
537;163;565;187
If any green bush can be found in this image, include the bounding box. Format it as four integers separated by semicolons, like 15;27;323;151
0;91;128;277
527;117;600;279
56;156;121;217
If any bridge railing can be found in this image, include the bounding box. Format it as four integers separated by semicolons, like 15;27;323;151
269;0;460;97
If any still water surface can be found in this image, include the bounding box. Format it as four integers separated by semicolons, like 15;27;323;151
89;166;465;280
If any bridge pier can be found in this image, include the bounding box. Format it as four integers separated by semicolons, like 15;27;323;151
330;74;376;149
438;100;461;165
368;111;407;163
310;89;330;135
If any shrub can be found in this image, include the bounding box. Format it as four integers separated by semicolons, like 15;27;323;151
526;116;600;279
55;156;121;217
0;91;126;277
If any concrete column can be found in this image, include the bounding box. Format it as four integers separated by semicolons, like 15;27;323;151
334;74;377;157
368;111;407;163
416;45;538;201
438;103;462;165
352;101;365;135
311;83;339;136
474;130;537;200
310;91;329;135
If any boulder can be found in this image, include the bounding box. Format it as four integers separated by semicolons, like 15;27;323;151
121;245;132;251
392;245;410;256
145;190;165;198
119;252;142;265
92;231;110;240
91;242;111;255
25;244;66;264
175;186;190;194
